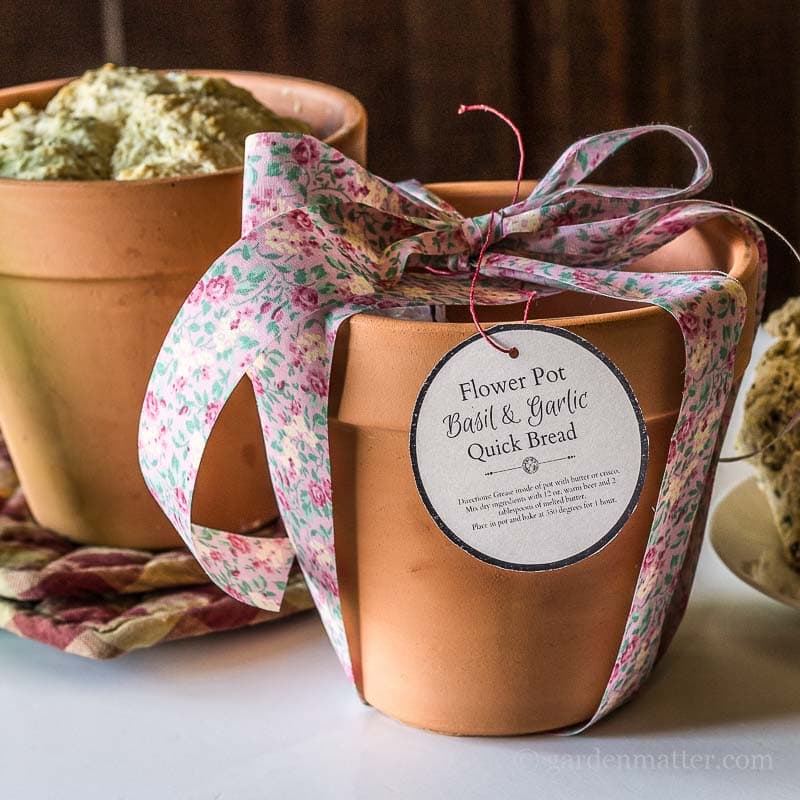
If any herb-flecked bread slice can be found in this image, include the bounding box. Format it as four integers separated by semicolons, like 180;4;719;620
737;304;800;569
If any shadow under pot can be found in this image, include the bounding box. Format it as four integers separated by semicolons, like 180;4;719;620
0;70;367;549
328;180;761;735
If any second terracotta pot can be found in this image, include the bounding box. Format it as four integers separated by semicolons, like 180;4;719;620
328;181;760;735
0;71;366;549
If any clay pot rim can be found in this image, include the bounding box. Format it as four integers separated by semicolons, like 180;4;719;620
0;69;366;190
353;180;759;335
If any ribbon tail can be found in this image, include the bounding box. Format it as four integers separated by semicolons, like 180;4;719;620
191;525;295;613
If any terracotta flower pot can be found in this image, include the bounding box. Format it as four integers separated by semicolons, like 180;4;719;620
0;71;366;549
328;181;761;735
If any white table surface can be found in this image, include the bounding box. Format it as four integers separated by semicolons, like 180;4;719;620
1;330;798;799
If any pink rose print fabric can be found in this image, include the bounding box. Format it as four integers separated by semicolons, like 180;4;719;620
138;125;766;730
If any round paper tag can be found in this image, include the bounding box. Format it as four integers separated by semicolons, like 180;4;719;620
410;324;649;570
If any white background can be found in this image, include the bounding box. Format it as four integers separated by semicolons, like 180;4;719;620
0;330;797;799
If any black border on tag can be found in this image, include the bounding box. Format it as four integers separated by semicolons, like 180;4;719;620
409;323;650;571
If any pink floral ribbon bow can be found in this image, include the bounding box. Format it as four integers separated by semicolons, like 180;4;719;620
139;125;765;729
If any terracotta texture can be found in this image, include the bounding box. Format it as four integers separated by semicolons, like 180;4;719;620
329;180;761;735
0;71;367;549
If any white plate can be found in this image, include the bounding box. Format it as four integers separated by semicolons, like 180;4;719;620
710;476;800;609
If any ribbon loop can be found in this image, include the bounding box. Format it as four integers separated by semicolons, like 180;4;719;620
530;124;712;203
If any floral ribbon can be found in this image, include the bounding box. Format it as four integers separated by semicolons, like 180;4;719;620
138;125;766;730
